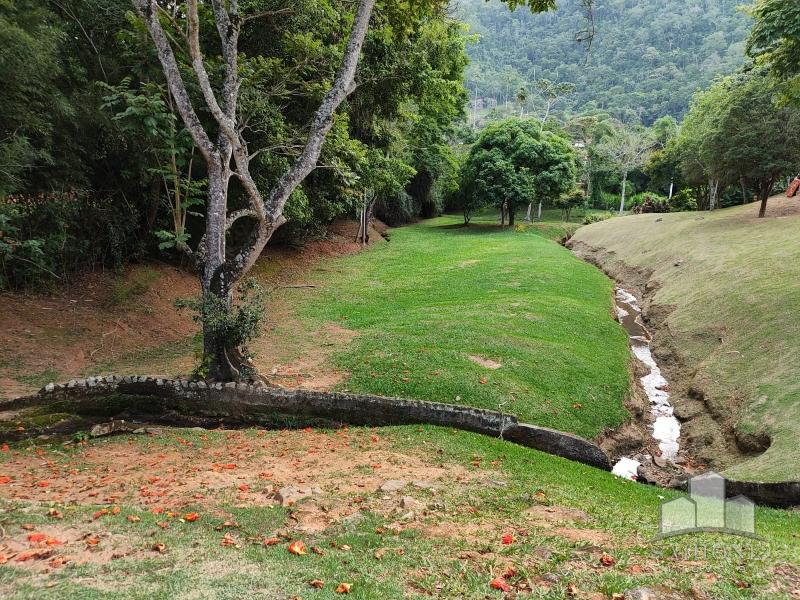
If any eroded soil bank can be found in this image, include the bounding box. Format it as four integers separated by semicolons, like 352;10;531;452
568;239;762;482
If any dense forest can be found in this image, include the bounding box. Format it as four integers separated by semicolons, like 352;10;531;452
0;0;467;289
458;0;751;123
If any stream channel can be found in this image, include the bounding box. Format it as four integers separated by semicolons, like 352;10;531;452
611;288;681;479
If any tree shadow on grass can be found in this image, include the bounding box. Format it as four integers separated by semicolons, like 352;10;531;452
435;222;508;236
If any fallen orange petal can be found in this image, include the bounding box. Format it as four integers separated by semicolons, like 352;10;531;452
288;540;307;556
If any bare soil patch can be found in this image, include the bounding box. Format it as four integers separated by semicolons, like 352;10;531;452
467;355;502;370
0;219;383;399
0;428;463;516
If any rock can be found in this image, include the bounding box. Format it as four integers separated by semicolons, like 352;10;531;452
398;511;415;522
411;480;438;490
625;587;687;600
89;420;138;438
276;486;317;506
400;496;425;512
380;479;407;493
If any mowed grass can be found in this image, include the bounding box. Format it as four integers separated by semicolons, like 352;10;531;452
1;427;799;599
288;212;631;439
571;197;800;481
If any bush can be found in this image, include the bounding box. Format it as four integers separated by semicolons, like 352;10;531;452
669;189;698;212
631;192;670;214
0;191;143;290
583;212;614;225
374;190;417;227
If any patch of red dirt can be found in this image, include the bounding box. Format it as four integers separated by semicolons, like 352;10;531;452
0;265;198;398
0;219;385;398
0;428;460;516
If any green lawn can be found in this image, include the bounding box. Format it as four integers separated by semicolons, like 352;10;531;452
3;210;800;598
571;197;800;481
288;212;630;439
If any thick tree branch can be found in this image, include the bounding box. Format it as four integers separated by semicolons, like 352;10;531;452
185;0;238;140
132;0;216;161
225;208;258;230
266;0;376;222
225;0;377;285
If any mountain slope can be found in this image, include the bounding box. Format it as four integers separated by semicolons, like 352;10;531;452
457;0;751;123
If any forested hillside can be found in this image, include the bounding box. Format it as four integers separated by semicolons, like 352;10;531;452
458;0;751;123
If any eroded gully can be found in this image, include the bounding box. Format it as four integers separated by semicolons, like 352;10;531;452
611;288;681;480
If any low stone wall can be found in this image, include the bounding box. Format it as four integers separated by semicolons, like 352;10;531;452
2;375;611;471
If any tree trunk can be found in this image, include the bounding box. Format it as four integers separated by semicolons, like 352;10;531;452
508;206;516;226
200;158;243;381
536;201;542;221
525;202;533;222
618;172;628;216
757;176;776;218
668;177;674;202
740;177;748;205
500;203;506;227
708;178;719;211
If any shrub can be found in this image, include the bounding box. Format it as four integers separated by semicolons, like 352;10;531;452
0;191;143;290
669;189;698;212
374;190;416;227
631;192;670;214
583;212;614;225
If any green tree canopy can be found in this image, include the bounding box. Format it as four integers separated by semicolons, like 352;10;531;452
748;0;800;102
461;118;576;224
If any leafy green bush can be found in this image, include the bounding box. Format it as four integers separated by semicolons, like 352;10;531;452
176;279;266;379
583;212;614;225
0;192;143;290
669;189;699;212
631;192;670;213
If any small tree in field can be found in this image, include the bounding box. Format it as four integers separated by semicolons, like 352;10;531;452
554;187;585;222
598;123;655;215
461;119;576;227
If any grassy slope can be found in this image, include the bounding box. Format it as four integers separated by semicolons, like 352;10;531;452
3;211;800;598
288;212;630;439
571;198;800;481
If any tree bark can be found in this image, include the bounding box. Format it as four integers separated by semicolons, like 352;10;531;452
508;206;516;226
536;201;542;221
758;194;769;218
618;172;628;216
500;203;506;227
757;175;776;218
525;202;533;222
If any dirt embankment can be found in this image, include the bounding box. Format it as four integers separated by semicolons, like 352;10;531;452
0;219;386;400
568;239;755;475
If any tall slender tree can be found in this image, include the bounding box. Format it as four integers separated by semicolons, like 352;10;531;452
598;123;655;215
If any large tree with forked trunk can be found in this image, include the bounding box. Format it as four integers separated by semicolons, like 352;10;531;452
132;0;562;381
